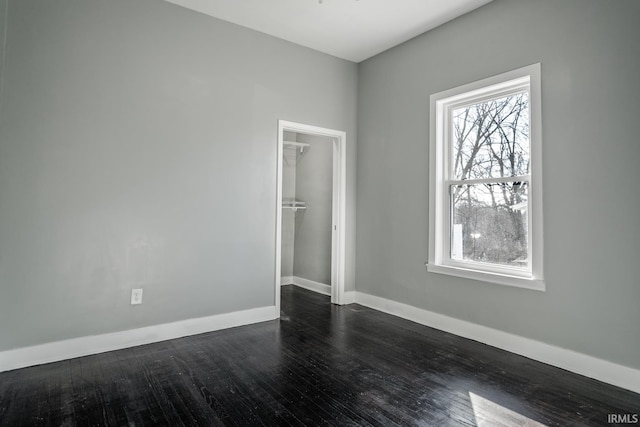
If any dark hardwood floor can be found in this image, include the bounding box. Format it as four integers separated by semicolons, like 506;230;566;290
1;285;638;426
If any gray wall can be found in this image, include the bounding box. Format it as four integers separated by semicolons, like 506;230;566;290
280;131;297;279
356;0;640;369
0;0;357;351
293;133;333;285
0;0;6;98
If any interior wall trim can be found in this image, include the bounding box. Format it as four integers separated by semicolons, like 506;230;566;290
275;120;348;311
354;291;640;394
342;291;356;305
0;306;278;373
284;277;331;296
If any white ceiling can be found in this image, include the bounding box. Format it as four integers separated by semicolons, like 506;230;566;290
164;0;493;63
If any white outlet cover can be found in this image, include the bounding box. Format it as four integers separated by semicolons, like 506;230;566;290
131;288;143;305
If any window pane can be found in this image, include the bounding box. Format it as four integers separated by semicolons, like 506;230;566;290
451;92;529;180
451;182;528;267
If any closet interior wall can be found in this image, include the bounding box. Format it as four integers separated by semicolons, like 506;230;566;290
281;132;333;290
281;131;298;281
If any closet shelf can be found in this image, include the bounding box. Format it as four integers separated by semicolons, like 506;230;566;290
283;141;311;154
282;200;307;212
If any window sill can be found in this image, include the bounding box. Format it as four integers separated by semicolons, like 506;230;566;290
426;263;545;291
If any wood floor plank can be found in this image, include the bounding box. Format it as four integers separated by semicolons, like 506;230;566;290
1;285;639;426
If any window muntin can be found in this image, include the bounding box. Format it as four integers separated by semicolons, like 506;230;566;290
428;64;543;290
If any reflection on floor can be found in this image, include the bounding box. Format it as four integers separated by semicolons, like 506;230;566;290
469;392;547;427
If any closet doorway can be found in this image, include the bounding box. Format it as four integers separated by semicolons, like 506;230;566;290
275;120;346;313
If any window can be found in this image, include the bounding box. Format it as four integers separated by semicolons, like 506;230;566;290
428;64;544;290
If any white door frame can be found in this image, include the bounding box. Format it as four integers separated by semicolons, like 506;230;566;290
275;120;347;314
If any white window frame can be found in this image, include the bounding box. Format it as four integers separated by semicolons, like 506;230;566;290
428;64;544;291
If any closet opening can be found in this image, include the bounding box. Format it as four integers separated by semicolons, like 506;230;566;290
274;120;347;314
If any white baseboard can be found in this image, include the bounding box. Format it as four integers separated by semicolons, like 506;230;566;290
354;291;640;394
342;291;356;305
280;276;294;285
0;305;278;373
289;276;331;296
286;277;354;305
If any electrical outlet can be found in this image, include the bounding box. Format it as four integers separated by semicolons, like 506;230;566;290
131;288;143;305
